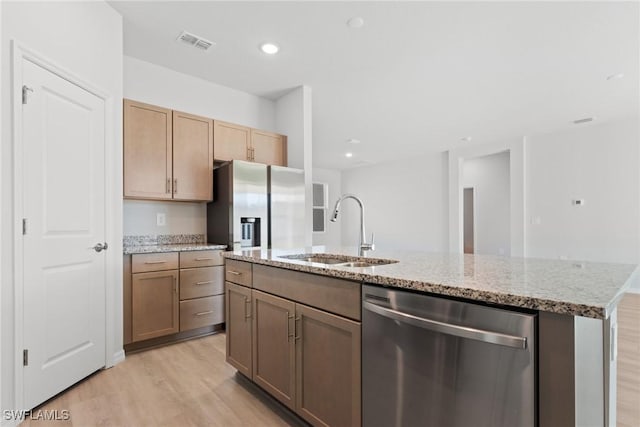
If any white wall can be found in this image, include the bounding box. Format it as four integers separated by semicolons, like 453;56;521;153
123;201;206;237
123;56;278;239
1;1;123;418
275;86;313;246
462;151;511;256
340;153;449;252
312;167;342;247
526;117;639;264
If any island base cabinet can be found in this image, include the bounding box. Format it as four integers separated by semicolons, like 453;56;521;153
131;270;179;342
295;304;361;427
226;282;253;378
252;290;296;410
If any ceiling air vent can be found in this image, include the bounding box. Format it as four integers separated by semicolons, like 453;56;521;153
176;31;215;52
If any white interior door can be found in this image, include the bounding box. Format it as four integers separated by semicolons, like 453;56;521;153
21;58;106;410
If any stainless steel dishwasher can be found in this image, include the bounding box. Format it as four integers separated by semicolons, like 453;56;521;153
362;285;536;427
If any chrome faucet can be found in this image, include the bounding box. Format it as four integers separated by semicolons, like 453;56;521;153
330;194;375;256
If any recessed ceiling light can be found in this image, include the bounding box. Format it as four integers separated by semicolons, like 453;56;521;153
347;17;365;29
345;152;353;158
573;117;595;124
460;136;472;142
606;73;624;81
260;43;279;54
347;138;361;144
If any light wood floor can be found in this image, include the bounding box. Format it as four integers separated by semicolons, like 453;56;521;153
617;293;640;427
21;333;301;427
21;293;640;427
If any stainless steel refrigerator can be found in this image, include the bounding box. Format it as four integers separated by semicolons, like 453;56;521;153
206;160;305;250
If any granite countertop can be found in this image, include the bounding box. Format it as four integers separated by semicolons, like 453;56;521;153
124;243;227;255
224;247;639;319
122;234;226;255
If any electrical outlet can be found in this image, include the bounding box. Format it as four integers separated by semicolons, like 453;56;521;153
156;213;166;227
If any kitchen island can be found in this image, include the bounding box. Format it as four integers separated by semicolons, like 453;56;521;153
223;247;638;427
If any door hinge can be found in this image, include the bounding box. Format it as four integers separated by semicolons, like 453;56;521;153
22;85;33;104
23;349;28;366
22;218;27;235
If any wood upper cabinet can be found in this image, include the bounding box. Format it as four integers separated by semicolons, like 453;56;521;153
123;99;173;200
226;281;253;378
123;99;213;202
131;269;179;342
251;129;287;167
172;111;213;201
295;303;361;427
252;290;296;410
214;120;287;166
213;120;251;162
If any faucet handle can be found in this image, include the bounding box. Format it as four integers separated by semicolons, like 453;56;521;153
363;232;375;251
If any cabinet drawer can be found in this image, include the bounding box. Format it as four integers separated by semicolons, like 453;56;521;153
132;252;179;273
253;264;361;321
225;259;253;286
180;295;224;331
180;266;224;300
180;250;224;268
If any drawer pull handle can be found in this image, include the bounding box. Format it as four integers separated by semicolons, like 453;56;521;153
195;280;213;286
228;270;242;276
144;261;167;264
244;297;251;319
195;310;214;316
294;316;302;341
195;257;214;261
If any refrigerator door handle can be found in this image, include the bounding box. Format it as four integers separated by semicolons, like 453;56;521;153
363;300;527;349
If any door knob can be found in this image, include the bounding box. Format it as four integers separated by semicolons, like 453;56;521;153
93;242;108;252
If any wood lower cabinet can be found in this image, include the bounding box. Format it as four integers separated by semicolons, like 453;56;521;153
226;281;253;378
131;269;179;342
295;304;361;427
252;290;296;410
125;250;225;349
226;261;362;427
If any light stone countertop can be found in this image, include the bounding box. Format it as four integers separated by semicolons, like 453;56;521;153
123;243;227;255
223;247;639;319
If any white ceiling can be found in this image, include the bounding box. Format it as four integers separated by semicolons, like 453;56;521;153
110;1;639;170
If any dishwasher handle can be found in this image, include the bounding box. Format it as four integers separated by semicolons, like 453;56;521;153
363;300;528;349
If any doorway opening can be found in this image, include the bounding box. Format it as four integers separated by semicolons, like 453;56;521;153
463;188;475;254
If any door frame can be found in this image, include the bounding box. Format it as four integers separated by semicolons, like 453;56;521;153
11;40;121;412
462;186;477;254
448;139;526;257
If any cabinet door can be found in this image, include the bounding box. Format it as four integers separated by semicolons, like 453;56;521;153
251;129;287;166
295;304;361;427
131;270;179;342
124;99;173;199
214;120;250;162
172;111;213;201
226;282;253;378
252;290;296;410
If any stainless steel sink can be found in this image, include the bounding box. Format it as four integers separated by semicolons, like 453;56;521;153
278;253;398;268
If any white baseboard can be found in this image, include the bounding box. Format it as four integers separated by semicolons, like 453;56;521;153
111;349;125;366
625;287;640;295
